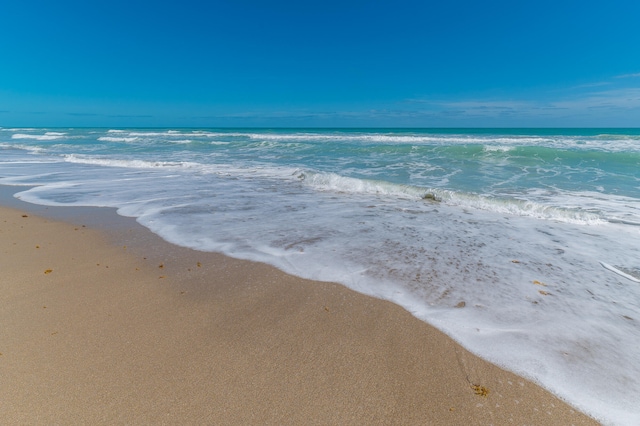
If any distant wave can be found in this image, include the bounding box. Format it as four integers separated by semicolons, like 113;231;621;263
99;135;198;145
239;132;552;146
99;130;551;144
97;136;140;142
63;154;191;169
596;133;640;140
0;142;47;153
107;129;216;138
88;130;640;152
11;132;66;141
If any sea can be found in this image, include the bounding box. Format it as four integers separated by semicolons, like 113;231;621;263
1;127;639;425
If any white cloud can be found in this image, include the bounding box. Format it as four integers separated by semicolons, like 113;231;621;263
615;72;640;79
395;86;640;126
555;88;640;110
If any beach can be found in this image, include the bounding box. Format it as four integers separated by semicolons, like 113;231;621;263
3;0;640;420
0;193;599;424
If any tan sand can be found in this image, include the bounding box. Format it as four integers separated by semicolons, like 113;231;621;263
0;205;599;425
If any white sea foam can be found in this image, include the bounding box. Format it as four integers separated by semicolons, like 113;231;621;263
443;191;606;224
11;133;66;141
199;131;640;152
97;136;140;142
527;190;640;225
483;144;515;152
127;131;183;137
298;171;607;225
297;171;427;199
90;130;640;152
97;129;548;146
60;153;298;180
100;135;197;144
105;129;223;139
0;142;47;153
63;154;190;169
127;131;215;137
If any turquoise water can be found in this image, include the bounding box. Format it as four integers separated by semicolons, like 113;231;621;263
2;127;639;424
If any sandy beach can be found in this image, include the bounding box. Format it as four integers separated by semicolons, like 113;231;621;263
0;198;599;424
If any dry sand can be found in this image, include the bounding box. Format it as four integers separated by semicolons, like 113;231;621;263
0;204;600;425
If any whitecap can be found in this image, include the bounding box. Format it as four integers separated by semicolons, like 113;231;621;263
11;133;65;141
97;136;140;142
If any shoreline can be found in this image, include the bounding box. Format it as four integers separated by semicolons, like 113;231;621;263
0;187;599;424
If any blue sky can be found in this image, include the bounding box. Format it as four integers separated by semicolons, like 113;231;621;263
1;0;639;127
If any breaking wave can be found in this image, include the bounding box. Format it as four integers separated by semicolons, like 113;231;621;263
296;171;606;225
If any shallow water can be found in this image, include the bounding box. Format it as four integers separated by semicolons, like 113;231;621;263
2;127;639;425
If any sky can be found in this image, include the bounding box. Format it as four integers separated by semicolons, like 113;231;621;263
1;0;640;127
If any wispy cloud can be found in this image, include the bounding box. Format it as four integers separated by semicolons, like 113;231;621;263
554;88;640;111
615;72;640;79
570;81;611;89
190;86;640;126
397;81;640;126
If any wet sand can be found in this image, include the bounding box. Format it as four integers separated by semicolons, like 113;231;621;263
0;198;600;424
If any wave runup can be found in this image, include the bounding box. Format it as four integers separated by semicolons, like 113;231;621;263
297;171;607;225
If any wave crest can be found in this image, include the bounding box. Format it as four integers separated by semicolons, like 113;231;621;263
11;133;66;141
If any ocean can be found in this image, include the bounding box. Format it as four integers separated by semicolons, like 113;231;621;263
1;127;639;425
